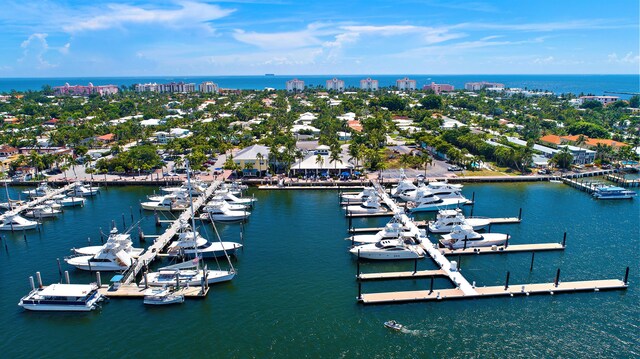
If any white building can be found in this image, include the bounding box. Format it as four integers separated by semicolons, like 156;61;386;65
199;81;219;93
326;78;345;92
464;82;505;91
396;77;416;91
360;78;378;91
286;78;305;92
577;96;620;106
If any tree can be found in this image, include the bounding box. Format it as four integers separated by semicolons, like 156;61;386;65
329;145;341;174
580;100;603;109
551;146;573;169
629;95;640;108
420;94;443;110
315;154;324;176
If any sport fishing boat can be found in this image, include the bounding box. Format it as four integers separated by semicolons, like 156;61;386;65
424;180;464;196
407;193;471;212
343;197;389;215
18;282;104;312
166;220;242;258
72;227;144;258
23;205;62;218
384;320;404;331
427;209;490;233
22;182;52;198
0;213;39;231
439;225;509;249
399;185;466;202
52;194;86;207
202;200;250;222
390;174;417;198
65;240;136;271
214;189;257;206
161;180;208;196
592;186;637;200
349;237;425;260
340;187;378;204
143;288;184;306
349;218;414;244
0;199;25;211
140;193;190;212
67;182;100;197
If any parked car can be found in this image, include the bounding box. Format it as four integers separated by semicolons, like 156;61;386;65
447;166;462;171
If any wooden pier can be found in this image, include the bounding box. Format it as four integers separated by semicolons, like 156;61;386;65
562;178;605;194
607;174;640;187
437;243;565;256
98;284;208;298
357;269;446;281
121;181;221;284
0;182;75;221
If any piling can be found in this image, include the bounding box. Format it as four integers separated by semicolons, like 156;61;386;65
130;206;134;222
358;281;362;300
57;258;62;278
505;234;510;248
429;277;434;294
356;249;361;277
36;271;43;288
144;272;149;288
624;267;629;285
518;208;522;220
530;252;535;272
154;211;160;227
64;271;70;284
96;272;102;287
413;258;417;274
562;232;567;247
504;271;510;290
3;236;7;253
554;268;561;287
122;213;126;229
29;276;35;291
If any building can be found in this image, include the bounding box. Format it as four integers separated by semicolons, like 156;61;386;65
233;144;270;173
557;145;596;165
396;77;417;91
423;82;454;94
95;133;115;144
135;82;196;93
199;81;219;93
135;83;161;92
540;134;629;151
286;79;305;92
577;96;620;106
325;78;345;92
464;82;505;91
0;145;18;157
360;78;378;91
53;83;119;96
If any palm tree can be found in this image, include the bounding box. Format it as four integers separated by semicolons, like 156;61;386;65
256;152;265;173
315;154;324;177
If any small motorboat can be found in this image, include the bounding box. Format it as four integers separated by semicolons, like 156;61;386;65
143;288;185;306
384;320;403;331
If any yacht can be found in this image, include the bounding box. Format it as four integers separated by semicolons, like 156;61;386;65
72;227;144;258
65;240;136;271
592;186;637;200
439;225;509;249
52;194;86;207
0;213;39;231
215;189;257;206
67;182;100;197
166;221;242;258
206;197;249;211
341;187;378;204
23;205;62;218
146;261;236;287
161;180;208;196
349;218;413;244
22;182;52;197
398;186;468;202
349;237;425;260
390;179;417;198
202;201;250;222
18;283;104;312
428;209;490;233
143;288;184;306
0;199;25;211
140;193;190;212
424;181;464;197
407;193;471;212
343;197;389;215
219;181;247;195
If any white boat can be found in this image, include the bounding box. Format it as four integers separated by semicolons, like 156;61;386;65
343;197;388;215
72;227;144;258
592;186;637;200
42;200;63;210
384;320;404;331
65;240;136;271
424;181;463;196
206;198;248;211
161;180;208;196
428;209;490;233
166;220;242;258
18;283;104;312
0;213;39;231
203;201;250;222
341;187;378;204
215;189;256;206
349;237;425;260
407;194;470;212
141;193;190;212
399;184;467;202
219;181;247;195
22;182;52;197
143;288;184;305
439;225;509;249
67;182;100;197
0;199;25;211
349;217;413;244
24;205;62;218
390;178;417;198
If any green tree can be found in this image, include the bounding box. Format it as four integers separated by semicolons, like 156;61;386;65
420;94;443;110
551;147;573;169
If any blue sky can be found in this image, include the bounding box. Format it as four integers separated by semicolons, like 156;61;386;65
1;0;638;77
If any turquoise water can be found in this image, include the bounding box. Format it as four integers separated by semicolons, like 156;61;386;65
1;75;638;97
0;183;638;358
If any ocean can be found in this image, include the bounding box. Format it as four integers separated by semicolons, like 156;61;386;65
0;74;638;98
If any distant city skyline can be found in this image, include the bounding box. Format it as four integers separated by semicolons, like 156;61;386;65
1;0;638;77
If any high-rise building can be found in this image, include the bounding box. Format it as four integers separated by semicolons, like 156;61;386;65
325;78;345;92
360;78;378;91
396;77;417;91
286;78;305;92
199;81;219;93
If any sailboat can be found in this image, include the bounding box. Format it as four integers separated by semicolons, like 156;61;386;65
146;160;236;287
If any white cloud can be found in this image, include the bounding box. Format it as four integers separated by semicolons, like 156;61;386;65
59;43;71;54
62;1;235;33
533;56;554;64
608;52;640;64
233;28;323;49
19;33;55;69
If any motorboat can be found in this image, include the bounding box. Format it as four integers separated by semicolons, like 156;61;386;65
72;227;144;258
140;193;190;212
343;197;389;215
390;179;417;198
22;182;52;197
341;187;378;204
349;216;415;244
161;180;208;196
52;194;86;207
42;200;63;211
166;221;242;258
424;180;463;197
0;199;25;211
384;320;404;331
23;205;62;218
439;224;509;249
145;261;236;287
143;288;184;306
18;283;104;312
215;189;256;206
399;185;467;202
407;194;471;212
219;181;247;195
0;213;39;231
349;237;425;260
67;182;100;197
65;240;136;271
428;209;490;233
202;201;250;222
206;198;249;211
592;186;637;200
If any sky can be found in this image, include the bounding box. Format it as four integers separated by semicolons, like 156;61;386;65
0;0;639;77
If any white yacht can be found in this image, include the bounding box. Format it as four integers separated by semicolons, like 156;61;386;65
146;261;236;287
67;182;100;197
143;288;184;305
202;200;250;222
19;283;104;312
141;193;190;212
407;193;470;212
206;198;248;211
341;187;378;204
23;205;62;218
439;225;509;249
219;181;247;195
0;213;39;231
592;186;637;200
349;237;425;260
424;181;464;197
72;227;144;258
65;240;136;271
428;209;490;233
343;197;388;215
349;219;413;244
215;189;257;206
390;179;417;198
0;199;25;211
166;221;242;258
22;182;52;197
52;194;86;207
161;180;208;196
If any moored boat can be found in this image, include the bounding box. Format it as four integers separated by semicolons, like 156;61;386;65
18;282;104;312
428;209;490;233
439;225;509;249
592;185;637;200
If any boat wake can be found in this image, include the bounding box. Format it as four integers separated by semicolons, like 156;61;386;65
400;328;427;336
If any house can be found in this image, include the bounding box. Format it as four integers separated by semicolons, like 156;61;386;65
296;112;317;125
233;144;270;172
423;82;454;94
539;134;562;146
337;131;352;141
3;117;20;125
0;145;19;157
557;145;596;165
140;119;164;127
347;120;363;132
577;96;619;106
96;133;115;144
290;144;353;176
291;124;321;136
42;118;59;128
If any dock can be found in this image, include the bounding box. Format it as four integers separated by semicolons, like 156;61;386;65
0;182;75;221
562;178;605;194
348;216;521;234
121;181;221;285
607;174;640;187
98;284;208;298
437;243;565;256
357;269;447;281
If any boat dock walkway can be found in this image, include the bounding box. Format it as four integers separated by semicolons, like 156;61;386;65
357;269;447;281
121;181;221;285
0;183;75;221
437;242;565;256
98;284;208;298
359;279;628;304
607;174;640;187
562;178;605;194
348;216;521;234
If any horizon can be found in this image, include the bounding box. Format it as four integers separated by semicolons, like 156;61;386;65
1;0;638;77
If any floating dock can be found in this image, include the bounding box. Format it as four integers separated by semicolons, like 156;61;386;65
98;284;208;298
348;216;521;233
357;269;447;281
437;243;565;256
0;182;76;222
607;174;640;187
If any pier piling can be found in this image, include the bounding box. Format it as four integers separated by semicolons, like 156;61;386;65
530;252;535;272
413;258;417;274
96;272;102;287
29;276;35;291
554;269;561;287
624;267;630;285
64;271;70;284
518;208;522;221
57;258;62;278
122;213;126;229
504;271;510;290
562;232;567;247
36;271;43;288
429;277;434;294
130;206;134;222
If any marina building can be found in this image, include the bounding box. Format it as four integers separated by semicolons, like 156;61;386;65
233;144;270;173
53;83;119;96
199;81;219;93
396;77;417;91
326;78;345;92
464;82;505;91
286;79;305;92
423;82;454;94
360;78;378;91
